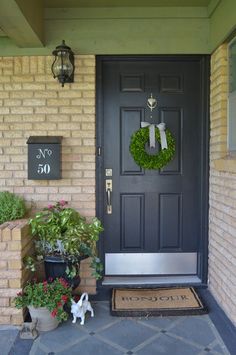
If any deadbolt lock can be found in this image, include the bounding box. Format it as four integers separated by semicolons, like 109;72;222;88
105;169;113;177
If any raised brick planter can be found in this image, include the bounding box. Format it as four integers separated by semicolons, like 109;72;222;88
0;219;33;325
0;219;96;325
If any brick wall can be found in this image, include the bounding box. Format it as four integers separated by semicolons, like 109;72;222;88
0;220;33;325
0;55;95;217
0;55;97;295
209;44;236;326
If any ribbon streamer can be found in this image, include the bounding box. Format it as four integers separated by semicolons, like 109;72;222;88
141;122;168;149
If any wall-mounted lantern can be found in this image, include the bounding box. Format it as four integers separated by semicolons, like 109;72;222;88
51;40;74;87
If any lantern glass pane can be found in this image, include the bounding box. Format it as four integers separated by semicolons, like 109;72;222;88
52;51;73;77
52;56;62;76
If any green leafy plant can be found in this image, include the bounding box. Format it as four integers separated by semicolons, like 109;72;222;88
14;278;72;322
29;200;104;279
23;256;37;272
130;127;175;170
0;191;26;224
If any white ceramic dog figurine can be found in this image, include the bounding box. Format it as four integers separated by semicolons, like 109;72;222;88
71;293;94;325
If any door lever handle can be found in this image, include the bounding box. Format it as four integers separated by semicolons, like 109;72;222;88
105;179;112;214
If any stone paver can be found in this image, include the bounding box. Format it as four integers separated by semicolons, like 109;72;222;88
58;336;124;355
170;316;216;346
0;326;18;355
136;333;201;355
3;302;231;355
98;319;158;350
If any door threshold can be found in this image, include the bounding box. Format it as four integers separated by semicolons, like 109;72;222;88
102;275;202;286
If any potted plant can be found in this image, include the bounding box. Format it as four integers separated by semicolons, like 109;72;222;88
27;200;103;287
14;278;72;331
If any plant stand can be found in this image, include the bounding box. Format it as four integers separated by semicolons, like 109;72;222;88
20;321;38;339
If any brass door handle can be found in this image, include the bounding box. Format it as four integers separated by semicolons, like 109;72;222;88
106;179;112;214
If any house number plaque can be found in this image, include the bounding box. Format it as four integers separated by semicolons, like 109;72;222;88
27;136;62;180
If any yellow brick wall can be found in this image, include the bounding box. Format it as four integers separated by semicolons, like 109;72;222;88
209;44;236;326
0;220;33;325
0;55;97;295
0;55;95;217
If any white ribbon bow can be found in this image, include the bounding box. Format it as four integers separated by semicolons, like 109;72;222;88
141;122;168;149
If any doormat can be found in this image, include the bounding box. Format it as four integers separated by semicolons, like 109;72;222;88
111;287;207;317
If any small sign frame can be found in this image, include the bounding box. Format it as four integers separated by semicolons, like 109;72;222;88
27;136;62;180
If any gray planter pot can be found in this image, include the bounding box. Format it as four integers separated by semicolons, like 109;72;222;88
28;306;59;331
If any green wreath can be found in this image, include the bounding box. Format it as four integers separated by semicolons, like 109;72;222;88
130;127;175;169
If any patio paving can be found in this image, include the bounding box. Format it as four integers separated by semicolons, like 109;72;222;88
0;326;18;355
6;301;232;355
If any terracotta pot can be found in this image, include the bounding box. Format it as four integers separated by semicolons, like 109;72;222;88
28;306;59;331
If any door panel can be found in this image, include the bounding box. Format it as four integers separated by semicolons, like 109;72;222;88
97;56;209;281
120;108;144;175
159;108;182;174
159;193;182;250
121;194;144;250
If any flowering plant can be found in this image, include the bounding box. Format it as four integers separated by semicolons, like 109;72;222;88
28;200;104;279
14;278;72;322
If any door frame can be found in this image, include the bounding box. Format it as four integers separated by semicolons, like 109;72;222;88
96;55;210;286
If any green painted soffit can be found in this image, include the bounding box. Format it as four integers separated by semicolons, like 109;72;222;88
45;0;211;7
1;1;235;56
15;0;44;45
0;6;210;55
0;0;44;47
210;0;236;51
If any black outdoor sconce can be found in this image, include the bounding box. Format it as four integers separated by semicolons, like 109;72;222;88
51;40;74;87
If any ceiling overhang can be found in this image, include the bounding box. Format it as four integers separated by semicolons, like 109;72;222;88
0;0;234;55
44;0;212;7
0;0;44;47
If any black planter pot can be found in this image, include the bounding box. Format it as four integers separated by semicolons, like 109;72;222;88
44;256;81;290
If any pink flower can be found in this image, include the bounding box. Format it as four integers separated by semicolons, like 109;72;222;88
43;281;48;292
51;309;58;317
59;200;67;207
59;278;68;287
17;292;22;296
61;295;68;302
48;204;54;210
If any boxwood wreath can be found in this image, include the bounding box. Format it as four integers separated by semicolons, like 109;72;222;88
130;127;175;169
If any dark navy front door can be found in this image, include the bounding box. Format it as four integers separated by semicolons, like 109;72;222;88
97;56;209;282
